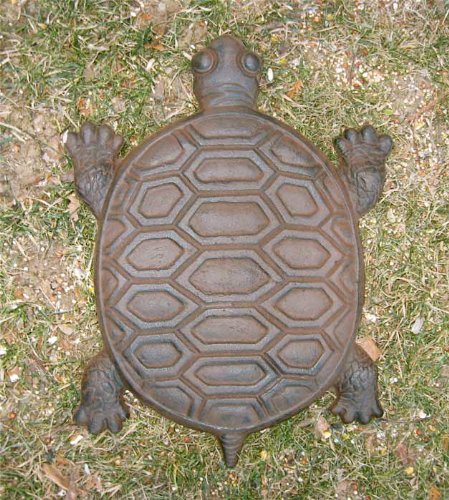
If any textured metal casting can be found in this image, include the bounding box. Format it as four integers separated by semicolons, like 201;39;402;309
65;35;392;467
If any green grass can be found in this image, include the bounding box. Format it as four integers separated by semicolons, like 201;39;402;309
1;0;448;498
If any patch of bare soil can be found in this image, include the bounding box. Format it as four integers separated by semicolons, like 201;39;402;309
0;103;67;206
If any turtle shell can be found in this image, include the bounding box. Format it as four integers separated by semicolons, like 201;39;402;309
97;108;362;437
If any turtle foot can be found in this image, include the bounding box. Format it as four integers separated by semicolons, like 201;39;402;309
64;122;123;217
74;349;129;434
335;125;392;166
331;394;383;425
334;125;392;216
65;122;123;170
74;397;129;434
330;344;383;425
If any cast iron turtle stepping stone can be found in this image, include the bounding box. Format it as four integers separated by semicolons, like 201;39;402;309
65;35;392;467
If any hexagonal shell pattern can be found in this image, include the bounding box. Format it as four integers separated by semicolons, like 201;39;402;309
129;132;196;177
179;195;279;244
177;249;282;302
264;230;343;277
97;110;361;438
262;282;344;328
199;398;266;430
128;176;193;226
183;149;274;191
183;356;276;396
189;115;269;146
114;284;197;329
181;308;280;353
143;380;200;419
259;132;322;177
268;334;331;375
116;230;197;278
125;333;193;380
267;176;330;226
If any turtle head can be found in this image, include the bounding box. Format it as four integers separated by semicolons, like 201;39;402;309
192;35;261;110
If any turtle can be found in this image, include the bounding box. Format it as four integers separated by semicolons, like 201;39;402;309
65;34;392;467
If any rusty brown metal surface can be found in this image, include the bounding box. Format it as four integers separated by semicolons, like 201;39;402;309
66;34;392;467
97;109;361;440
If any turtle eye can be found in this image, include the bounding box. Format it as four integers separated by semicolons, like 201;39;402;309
192;49;216;74
240;51;261;75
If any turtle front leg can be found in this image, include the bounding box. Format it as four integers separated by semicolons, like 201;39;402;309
330;344;383;424
335;125;392;216
64;122;123;218
74;349;129;434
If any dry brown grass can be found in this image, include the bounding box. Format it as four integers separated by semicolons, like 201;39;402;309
1;1;448;498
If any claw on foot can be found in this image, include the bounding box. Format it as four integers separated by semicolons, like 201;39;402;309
331;344;384;425
64;122;124;217
65;122;123;161
334;124;392;216
74;398;129;434
65;122;123;156
331;397;383;424
74;350;129;434
335;124;392;158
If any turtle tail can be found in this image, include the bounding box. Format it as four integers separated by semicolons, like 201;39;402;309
219;432;246;467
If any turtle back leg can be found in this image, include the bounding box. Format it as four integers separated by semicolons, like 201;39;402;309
335;125;392;216
330;344;383;424
74;349;130;433
64;122;123;218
